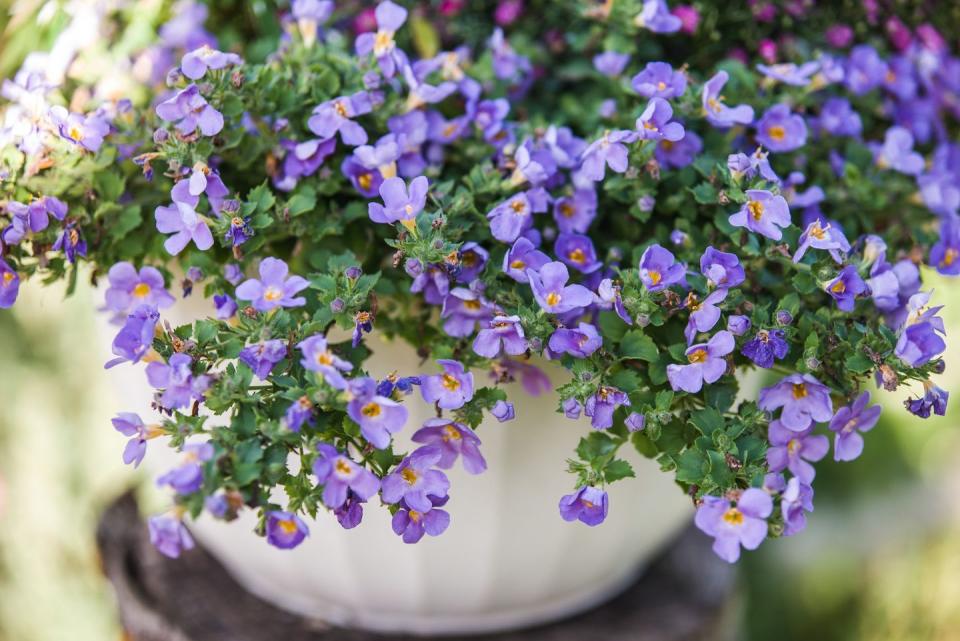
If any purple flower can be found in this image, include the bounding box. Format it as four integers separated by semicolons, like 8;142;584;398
685;288;728;344
579;130;636;181
239;339;287;380
368;175;428;225
756;104;807;152
154;187;214;255
780;477;814;536
825;265;867;312
905;381;949;418
741;329;789;368
457;242;489;282
354;0;408;78
895;320;946;367
312;444;381;509
584;386;630;430
284;396;314;432
104;262;174;322
146;353;211;410
766;420;828;483
502;237;549;282
875;126;924;175
636;98;685;142
815;97;863;137
487;188;549;244
104;304;160;369
729;190;791;240
157;442;214;495
593;51;630;77
112;412;161;468
410;264;450;305
491;400;515;422
639;243;686;291
235;258;309;312
635;0;682;33
266;511;309;549
655;130;702;168
553;189;597;234
421;359;474;410
758;373;834;431
632;61;687;99
2;197;65;245
931;214;960;275
702;71;754;128
625;412;646;432
341;156;383;197
440;287;492;338
155;84;224;136
549;322;603;358
473;315;528;358
214;294;237;319
756;61;820;86
381;446;451;512
412;418;487;474
555;232;602;274
563;398;582;419
308;91;374;145
793;219;851;263
700;246;744;288
0;258;20;308
346;377;408;448
180;45;242;80
559;486;609;526
694;488;772;563
148;515;194;558
597;278;633;324
292;0;333;46
53;221;87;263
528;261;595;314
49;106;110;152
829;392;882;461
667;330;734;393
391;497;450;544
298;334;353;388
727;314;751;336
844;45;887;95
728;148;780;183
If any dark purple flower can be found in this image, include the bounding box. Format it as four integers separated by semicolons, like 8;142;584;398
391;497;450;544
766;420;828;483
146;353;211;410
584;386;630;429
667;330;734;393
759;373;833;431
157;442;214;495
905;381;949;418
412;418;486;474
381;446;451;511
235;257;309;312
636;98;685;142
346;377;408;448
829;392;882;461
0;259;20;308
313;444;381;509
421;359;474;410
104;304;160;369
239;339;287;380
555;232;602;274
694;488;771;563
825;265;867;312
655;130;702;168
559;486;608;526
741;329;789;368
703;71;754;128
155;84;223;136
729;190;791;240
549;322;602;358
502;237;549;282
528;261;595;314
756;104;807;152
266;511;309;549
308;91;373;145
632;61;686;99
700;246;744;288
639;243;686;291
148;515;194;558
473;315;527;358
180;45;242;80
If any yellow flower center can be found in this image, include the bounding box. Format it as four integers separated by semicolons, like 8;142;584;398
657;81;667;91
231;216;245;227
559;202;575;218
546;292;561;307
133;282;151;298
316;351;333;366
335;459;352;475
334;100;348;117
687;348;708;364
723;508;744;525
809;222;827;240
442;424;462;441
792;383;807;399
361;401;381;418
510;259;526;270
943;248;958;267
510;199;527;214
373;30;394;56
787;439;799;454
647;269;662;285
831;280;846;294
660;139;674;151
441;373;461;391
401;467;419;485
747;200;764;221
569;248;586;264
408;509;422;522
358;173;373;191
2;272;13;285
278;519;298;535
264;286;284;302
463;299;482;310
707;97;723;113
767;125;786;142
69;125;84;141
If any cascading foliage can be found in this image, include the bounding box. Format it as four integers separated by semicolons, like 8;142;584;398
0;0;956;562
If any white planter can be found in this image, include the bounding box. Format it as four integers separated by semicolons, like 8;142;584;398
98;294;692;636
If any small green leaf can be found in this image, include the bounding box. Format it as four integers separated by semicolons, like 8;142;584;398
619;330;659;362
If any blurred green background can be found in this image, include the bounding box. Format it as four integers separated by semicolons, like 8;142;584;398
1;1;959;640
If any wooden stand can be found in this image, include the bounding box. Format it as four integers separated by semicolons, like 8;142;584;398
97;493;735;641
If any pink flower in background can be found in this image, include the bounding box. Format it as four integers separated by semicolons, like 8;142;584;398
826;24;854;48
495;0;523;26
671;5;700;34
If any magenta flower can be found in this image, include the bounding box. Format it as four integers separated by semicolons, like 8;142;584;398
266;511;309;549
528;261;594;314
756;104;807;152
828;392;882;462
639;243;686;291
632;61;687;99
702;71;754;128
180;45;242;80
155;84;224;136
559;486;608;526
312;444;381;509
412;418;487;474
758;373;834;432
421;359;474;410
729;189;791;240
694;488;772;563
766;420;828;483
667;330;734;393
235;258;309;312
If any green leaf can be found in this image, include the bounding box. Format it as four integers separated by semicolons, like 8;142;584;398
675;449;708;483
631;431;658;458
603;459;635;483
619;330;659;362
689;183;717;205
689;407;725;436
845;351;874;374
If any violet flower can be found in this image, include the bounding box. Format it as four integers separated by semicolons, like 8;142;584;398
266;511;309;549
354;0;408;78
381;446;451;512
793;219;851;263
49;106;110;152
180;45;242;80
559;486;608;526
312;444;381;509
597;278;633;324
729;189;791;240
656;130;702;168
502;237;549;282
829;392;882;461
685;289;728;344
235;257;309;312
825;265;867;312
758;373;834;431
491;400;515;422
667;330;734;393
112;412;162;468
553;189;597;234
895;320;946;367
52;221;87;263
157;442;214;495
528;261;595;314
741;329;789;368
487;191;542;244
700;246;744;288
146;353;211;410
639;243;686;291
584;386;631;429
756;104;807;152
766;419;828;483
727;315;751;336
421;359;474;410
756;61;820;86
632;61;687;99
154;188;214;255
104;262;175;322
702;71;754;128
593;51;630;77
391;497;450;544
579;130;637;181
636;98;685;142
635;0;682;33
875;126;924;175
346;377;408;449
549;322;603;358
457;242;489;282
412;418;487;474
368;175;428;226
905;381;949;418
308;91;374;145
239;339;287;380
555;232;602;274
625;412;646;432
780;476;814;537
473;315;528;358
694;488;772;563
104;305;160;369
155;84;224;136
148;515;194;558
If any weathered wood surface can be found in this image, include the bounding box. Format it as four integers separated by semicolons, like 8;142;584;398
97;493;735;641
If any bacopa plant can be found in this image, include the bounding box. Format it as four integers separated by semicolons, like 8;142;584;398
1;0;956;564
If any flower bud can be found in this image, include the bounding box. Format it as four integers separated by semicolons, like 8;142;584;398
345;266;362;280
153;128;169;144
404;258;423;278
775;309;793;326
727;315;751;336
330;298;346;313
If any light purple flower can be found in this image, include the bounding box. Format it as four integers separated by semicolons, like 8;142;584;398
559;486;608;526
655;130;702;168
368;175;428;225
239;339;287;380
700;246;744;288
154;187;214;255
157;442;214;495
412;418;487;474
625;412;646;432
555;232;602;274
685;288;728;344
781;477;814;536
553;189;597;234
636;98;685;142
421;359;474;410
597;278;633;324
381;446;451;512
815;97;862;137
632;61;687;99
1;259;20;308
667;330;734;393
155;84;224;136
354;0;408;78
148;515;195;558
487;190;547;243
756;61;820;86
875;126;924;175
292;0;334;46
895;320;946;367
473;315;528;358
441;287;492;338
266;511;309;549
702;71;754;128
579;130;637;181
766;420;828;483
391;497;450;544
727;315;751;336
457;242;489;282
49;106;110;152
346;377;408;449
146;353;211;410
639;243;686;291
180;45;242;80
793;219;851;263
235;257;309;312
502;237;549;282
104;304;160;369
756;104;807;152
308;91;373;145
491;400;515;422
312;444;380;509
829;392;882;461
729;190;791;240
635;0;682;33
549;322;602;358
528;261;595;314
825;265;867;312
694;488;772;563
112;412;161;468
104;262;175;322
584;386;630;429
844;45;887;95
593;51;630;77
758;373;834;431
